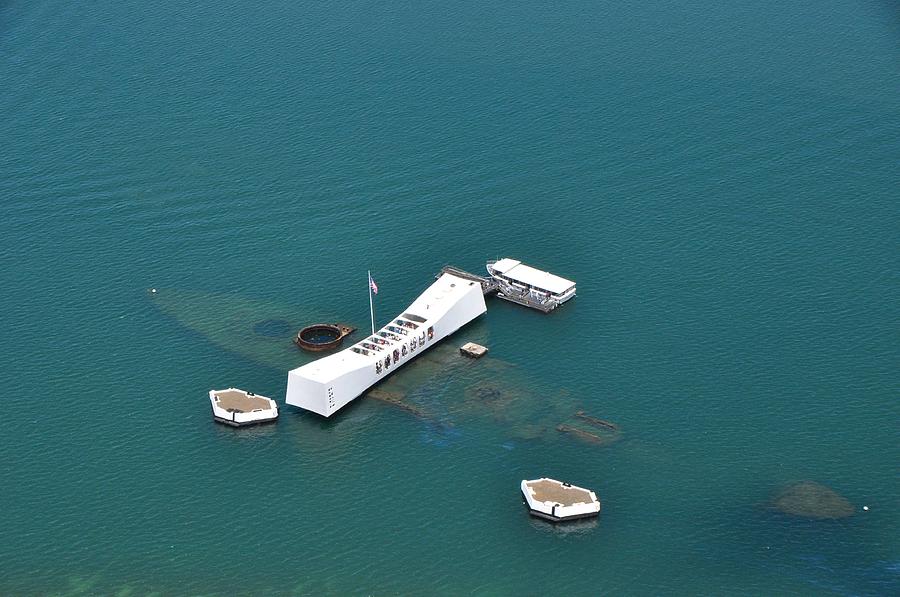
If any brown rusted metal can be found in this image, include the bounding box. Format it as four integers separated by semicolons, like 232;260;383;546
367;388;449;426
556;423;621;446
557;424;606;444
294;323;356;352
575;410;620;431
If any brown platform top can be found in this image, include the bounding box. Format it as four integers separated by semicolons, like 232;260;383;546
213;389;272;413
525;479;594;506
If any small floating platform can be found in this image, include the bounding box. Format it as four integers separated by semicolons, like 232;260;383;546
209;388;279;427
460;342;488;358
521;478;601;522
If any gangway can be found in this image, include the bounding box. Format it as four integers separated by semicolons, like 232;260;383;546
438;260;576;313
437;265;500;296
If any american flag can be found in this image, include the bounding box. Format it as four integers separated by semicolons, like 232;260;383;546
369;273;378;295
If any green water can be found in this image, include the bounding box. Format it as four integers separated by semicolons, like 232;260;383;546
2;0;898;594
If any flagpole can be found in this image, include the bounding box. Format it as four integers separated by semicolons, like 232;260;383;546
368;270;375;335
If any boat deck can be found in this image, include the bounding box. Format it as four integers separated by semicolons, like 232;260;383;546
493;288;557;313
524;479;594;506
212;389;272;413
437;265;565;312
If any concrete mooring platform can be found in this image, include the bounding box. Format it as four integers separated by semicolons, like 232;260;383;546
521;478;601;522
460;342;488;358
209;388;279;427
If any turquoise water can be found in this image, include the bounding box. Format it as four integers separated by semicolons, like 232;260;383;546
2;0;898;594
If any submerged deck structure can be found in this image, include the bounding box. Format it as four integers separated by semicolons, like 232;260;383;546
286;273;487;417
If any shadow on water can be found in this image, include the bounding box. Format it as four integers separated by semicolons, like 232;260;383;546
524;511;600;537
211;419;279;442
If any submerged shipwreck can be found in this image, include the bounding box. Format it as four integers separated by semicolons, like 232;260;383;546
294;323;355;352
285;259;576;418
150;259;611;444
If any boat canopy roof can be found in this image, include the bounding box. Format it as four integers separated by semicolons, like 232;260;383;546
491;258;575;295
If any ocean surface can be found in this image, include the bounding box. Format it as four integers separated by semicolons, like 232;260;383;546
2;1;898;595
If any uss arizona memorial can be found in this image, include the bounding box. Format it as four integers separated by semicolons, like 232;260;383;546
287;273;486;416
286;260;575;417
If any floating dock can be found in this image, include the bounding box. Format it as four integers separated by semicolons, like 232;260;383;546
487;259;576;312
439;259;575;313
209;388;279;427
438;265;500;295
521;478;601;522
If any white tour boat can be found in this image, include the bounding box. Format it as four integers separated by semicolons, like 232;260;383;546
486;258;576;312
285;272;487;417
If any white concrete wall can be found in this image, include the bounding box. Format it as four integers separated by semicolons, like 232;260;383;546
521;480;600;519
328;359;381;414
285;371;329;416
432;282;487;342
211;400;278;424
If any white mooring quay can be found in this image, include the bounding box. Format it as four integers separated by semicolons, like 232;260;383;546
486;258;576;312
209;388;279;427
521;478;601;522
286;273;487;417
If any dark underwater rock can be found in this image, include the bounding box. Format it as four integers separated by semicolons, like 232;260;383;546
771;481;854;519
